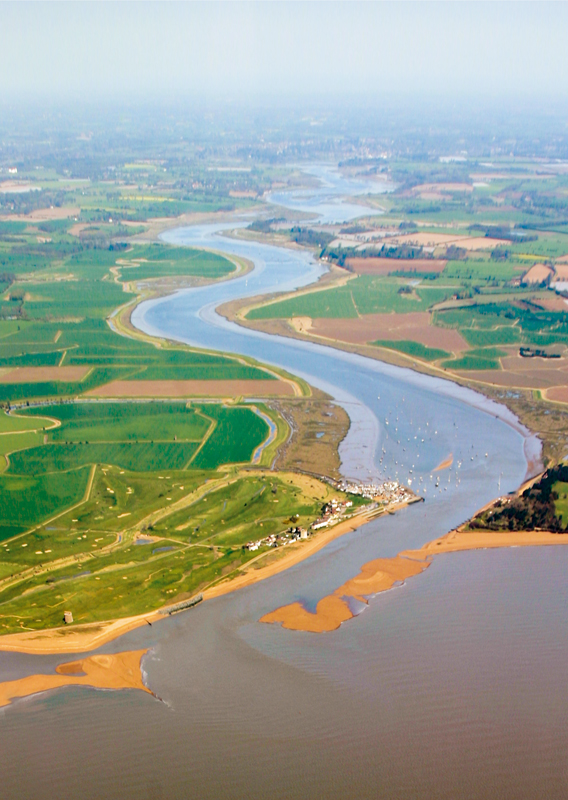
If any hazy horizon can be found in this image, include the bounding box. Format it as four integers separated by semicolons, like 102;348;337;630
2;1;568;104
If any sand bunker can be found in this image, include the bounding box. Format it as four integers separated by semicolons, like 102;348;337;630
0;366;89;383
88;379;295;398
346;258;447;275
308;313;467;352
0;649;152;707
261;529;568;633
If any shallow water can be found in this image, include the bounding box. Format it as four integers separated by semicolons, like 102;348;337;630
2;166;563;800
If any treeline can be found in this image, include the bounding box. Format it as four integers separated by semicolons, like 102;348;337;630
470;464;568;532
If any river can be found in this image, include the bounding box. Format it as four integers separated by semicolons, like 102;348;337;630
2;166;568;800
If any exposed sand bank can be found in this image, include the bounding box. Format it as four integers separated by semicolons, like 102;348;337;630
434;454;453;471
0;649;151;708
261;528;568;633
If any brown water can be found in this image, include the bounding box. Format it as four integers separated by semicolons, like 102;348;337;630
2;544;568;799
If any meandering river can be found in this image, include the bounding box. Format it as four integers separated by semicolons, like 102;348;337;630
3;166;568;800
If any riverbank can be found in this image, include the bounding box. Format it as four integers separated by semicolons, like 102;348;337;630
218;285;566;468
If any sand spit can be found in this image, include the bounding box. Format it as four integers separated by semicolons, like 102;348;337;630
261;528;568;633
260;555;428;632
434;454;453;471
0;649;151;708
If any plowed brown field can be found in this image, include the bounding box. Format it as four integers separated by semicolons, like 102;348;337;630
88;379;295;398
346;258;447;275
309;312;467;351
0;366;89;383
457;362;568;389
546;386;568;403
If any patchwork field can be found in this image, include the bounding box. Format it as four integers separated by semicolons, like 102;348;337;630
247;275;453;320
6;401;271;473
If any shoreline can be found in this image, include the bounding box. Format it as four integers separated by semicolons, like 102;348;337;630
2;506;567;654
0;503;391;655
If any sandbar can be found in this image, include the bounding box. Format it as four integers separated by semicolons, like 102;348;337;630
261;528;568;633
0;649;151;708
434;454;453;471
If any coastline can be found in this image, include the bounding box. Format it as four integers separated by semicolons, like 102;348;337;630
2;509;568;654
0;503;387;655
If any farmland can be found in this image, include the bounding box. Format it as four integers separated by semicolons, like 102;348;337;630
0;162;348;636
4;118;568;639
3;401;271;474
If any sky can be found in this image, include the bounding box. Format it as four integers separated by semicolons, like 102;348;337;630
1;1;568;103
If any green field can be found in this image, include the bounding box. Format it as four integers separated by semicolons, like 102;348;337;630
0;468;91;541
553;481;568;526
440;347;507;370
0;470;352;632
6;401;269;474
247;276;453;320
372;339;450;361
0;238;271;403
435;303;568;348
116;245;235;281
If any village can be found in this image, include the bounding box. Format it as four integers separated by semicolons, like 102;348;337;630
336;479;417;504
244;480;417;552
